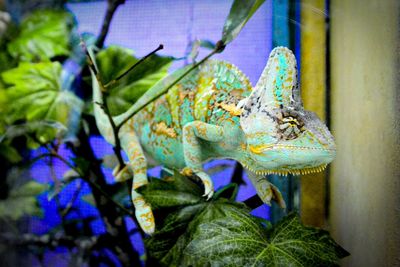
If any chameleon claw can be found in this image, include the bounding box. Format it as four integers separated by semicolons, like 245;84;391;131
257;179;286;209
113;164;132;182
202;188;214;200
195;171;215;201
205;190;214;200
269;182;286;209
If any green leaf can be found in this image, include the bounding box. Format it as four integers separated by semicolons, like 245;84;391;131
222;0;266;45
0;181;46;220
185;212;349;267
140;173;250;266
142;173;348;266
95;46;173;115
7;9;74;61
0;143;22;163
212;183;238;201
1;61;83;142
138;177;202;210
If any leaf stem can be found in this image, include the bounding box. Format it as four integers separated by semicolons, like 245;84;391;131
116;40;225;129
104;44;164;88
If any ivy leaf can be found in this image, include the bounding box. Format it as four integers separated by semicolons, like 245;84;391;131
0;180;46;220
141;172;348;266
185;212;349;267
139;173;249;266
95;46;173;115
138;175;203;210
222;0;266;45
1;61;83;142
7;9;74;61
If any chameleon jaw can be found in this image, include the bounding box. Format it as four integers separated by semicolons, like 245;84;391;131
242;163;328;176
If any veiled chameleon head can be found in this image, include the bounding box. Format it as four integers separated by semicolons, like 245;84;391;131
239;47;336;175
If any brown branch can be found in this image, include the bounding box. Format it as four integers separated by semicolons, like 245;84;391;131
96;0;126;49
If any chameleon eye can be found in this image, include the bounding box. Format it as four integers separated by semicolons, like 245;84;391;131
277;114;304;140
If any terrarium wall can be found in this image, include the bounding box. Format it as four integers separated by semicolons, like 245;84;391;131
329;0;400;266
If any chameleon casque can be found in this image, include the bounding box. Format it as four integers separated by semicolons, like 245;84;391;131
91;47;336;235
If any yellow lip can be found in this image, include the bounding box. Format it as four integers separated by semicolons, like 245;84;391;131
248;144;275;154
249;144;335;154
242;163;328;176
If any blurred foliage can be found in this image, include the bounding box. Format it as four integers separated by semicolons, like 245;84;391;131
7;9;73;62
1;62;82;143
0;169;46;220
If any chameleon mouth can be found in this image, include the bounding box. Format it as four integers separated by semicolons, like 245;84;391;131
242;163;328;176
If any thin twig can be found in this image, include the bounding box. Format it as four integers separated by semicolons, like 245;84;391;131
60;180;83;217
116;40;225;128
37;152;134;217
104;44;164;88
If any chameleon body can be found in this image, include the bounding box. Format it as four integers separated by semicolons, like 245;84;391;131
92;47;336;234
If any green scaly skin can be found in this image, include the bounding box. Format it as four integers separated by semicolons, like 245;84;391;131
92;47;336;234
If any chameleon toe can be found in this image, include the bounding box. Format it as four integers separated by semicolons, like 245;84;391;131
135;203;155;235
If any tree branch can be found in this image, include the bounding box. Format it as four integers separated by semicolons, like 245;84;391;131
96;0;126;48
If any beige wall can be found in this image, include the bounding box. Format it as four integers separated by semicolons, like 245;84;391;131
330;0;400;266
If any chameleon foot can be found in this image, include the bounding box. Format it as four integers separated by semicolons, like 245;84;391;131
196;171;214;200
113;163;132;182
133;196;155;235
257;179;286;209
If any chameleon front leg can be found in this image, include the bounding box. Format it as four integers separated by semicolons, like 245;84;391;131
118;131;155;235
247;171;286;209
182;121;225;199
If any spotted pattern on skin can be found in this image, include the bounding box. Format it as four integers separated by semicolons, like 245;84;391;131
154;121;177;138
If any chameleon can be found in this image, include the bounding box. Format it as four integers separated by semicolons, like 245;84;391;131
91;46;336;235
